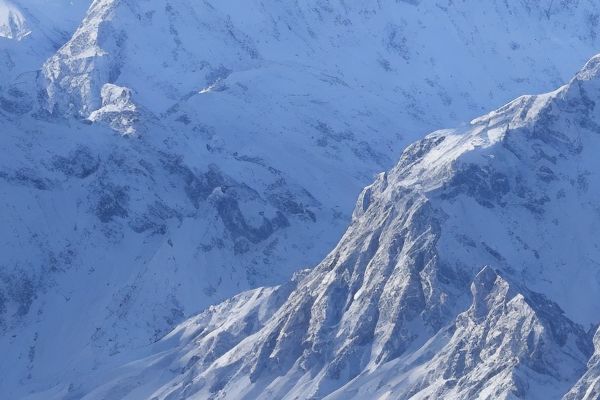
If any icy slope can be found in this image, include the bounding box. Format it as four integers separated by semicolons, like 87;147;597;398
0;0;90;41
0;0;91;95
328;267;593;400
54;54;600;400
0;110;337;397
0;0;29;40
565;327;600;400
4;0;600;398
43;0;600;132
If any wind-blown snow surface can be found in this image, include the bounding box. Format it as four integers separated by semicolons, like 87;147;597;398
566;327;600;400
49;55;600;400
0;0;91;81
41;0;600;128
0;0;28;40
3;0;600;398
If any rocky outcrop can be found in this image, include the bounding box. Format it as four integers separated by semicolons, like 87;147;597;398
5;1;600;398
42;53;600;400
564;328;600;400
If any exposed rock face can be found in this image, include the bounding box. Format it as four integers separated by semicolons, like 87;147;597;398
88;84;145;134
565;328;600;400
382;267;591;400
0;0;30;40
40;0;600;131
49;54;600;400
3;1;600;398
0;0;91;82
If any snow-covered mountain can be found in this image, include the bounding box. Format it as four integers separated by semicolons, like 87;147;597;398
566;327;600;400
0;0;91;82
44;53;600;400
3;0;600;398
0;0;29;40
41;0;600;130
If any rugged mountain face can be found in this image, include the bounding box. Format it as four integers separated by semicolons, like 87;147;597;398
0;0;91;82
41;0;600;130
566;327;600;400
0;0;29;40
327;267;593;400
46;54;600;400
3;0;600;398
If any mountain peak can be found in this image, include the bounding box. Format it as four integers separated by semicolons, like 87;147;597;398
0;0;29;40
57;53;600;399
470;265;509;320
3;2;600;399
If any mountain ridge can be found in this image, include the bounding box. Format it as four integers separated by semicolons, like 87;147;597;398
3;1;600;398
44;52;600;400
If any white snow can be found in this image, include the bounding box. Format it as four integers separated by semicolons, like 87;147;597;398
41;52;600;400
0;0;29;40
2;1;600;399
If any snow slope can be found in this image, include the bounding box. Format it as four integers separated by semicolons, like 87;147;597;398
49;53;600;400
566;327;600;400
3;0;600;398
0;0;29;40
0;0;91;96
42;0;600;130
